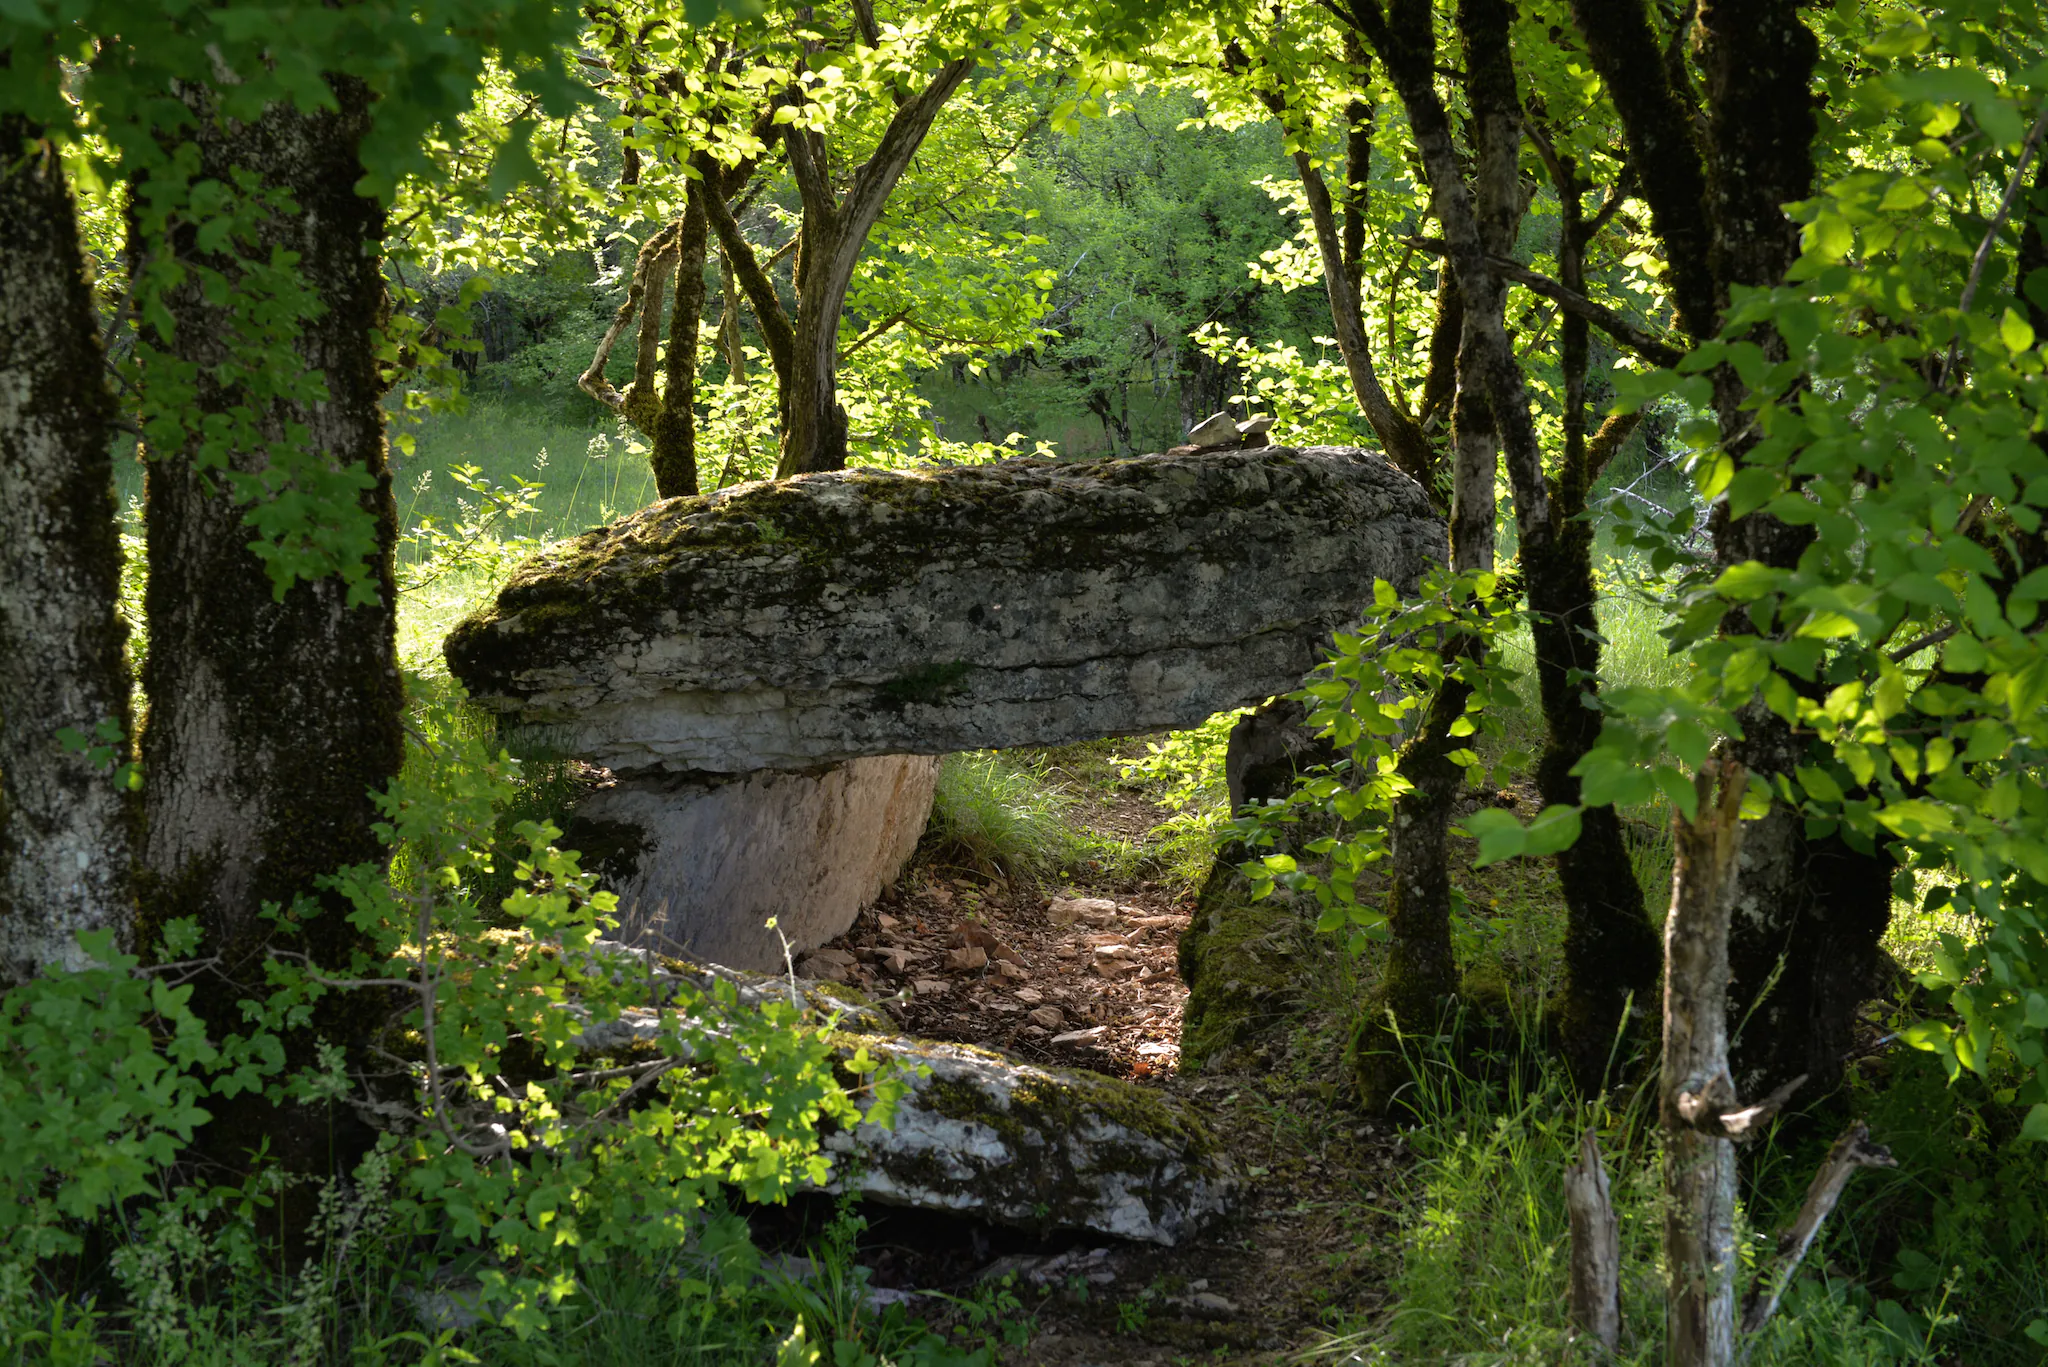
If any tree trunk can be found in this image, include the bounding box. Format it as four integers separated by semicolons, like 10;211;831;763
1567;0;1885;1100
137;78;402;1187
778;217;855;477
0;114;137;981
1532;139;1661;1088
1662;761;1746;1367
771;56;975;478
650;189;710;499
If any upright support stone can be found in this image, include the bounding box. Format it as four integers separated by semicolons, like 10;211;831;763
567;754;939;971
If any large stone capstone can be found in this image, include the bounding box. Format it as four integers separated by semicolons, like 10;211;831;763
444;445;1443;775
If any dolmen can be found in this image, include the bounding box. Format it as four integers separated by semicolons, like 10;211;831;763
445;444;1443;972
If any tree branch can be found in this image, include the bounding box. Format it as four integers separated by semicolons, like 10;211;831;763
1738;1121;1897;1344
698;157;795;383
1585;409;1644;482
579;220;683;417
1405;238;1685;367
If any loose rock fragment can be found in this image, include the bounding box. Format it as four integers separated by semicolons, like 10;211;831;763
824;1036;1234;1245
945;945;989;972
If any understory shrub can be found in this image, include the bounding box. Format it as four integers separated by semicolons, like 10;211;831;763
0;697;959;1362
1306;1027;2015;1366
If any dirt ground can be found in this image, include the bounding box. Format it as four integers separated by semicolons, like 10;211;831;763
785;764;1410;1365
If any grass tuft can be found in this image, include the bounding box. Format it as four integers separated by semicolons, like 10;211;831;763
924;751;1102;882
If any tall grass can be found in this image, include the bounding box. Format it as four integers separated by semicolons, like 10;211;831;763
924;751;1129;882
1302;1029;1953;1366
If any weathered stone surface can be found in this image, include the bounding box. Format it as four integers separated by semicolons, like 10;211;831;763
573;948;1236;1245
565;754;938;971
822;1035;1234;1245
1185;411;1240;447
1177;862;1315;1073
444;446;1443;775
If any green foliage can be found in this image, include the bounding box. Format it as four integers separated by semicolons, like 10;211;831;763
0;934;217;1268
254;700;907;1326
5;0;591;599
1307;1032;1954;1366
926;752;1108;881
1232;569;1526;953
1118;709;1243;891
1518;8;2048;1146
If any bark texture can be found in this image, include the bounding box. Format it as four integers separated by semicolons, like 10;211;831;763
0;115;137;980
1662;762;1746;1367
137;80;402;1180
1567;0;1887;1099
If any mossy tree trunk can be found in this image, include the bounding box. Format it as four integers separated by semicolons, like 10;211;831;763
1525;122;1661;1088
137;77;402;1192
1568;0;1890;1099
0;113;138;982
648;191;711;499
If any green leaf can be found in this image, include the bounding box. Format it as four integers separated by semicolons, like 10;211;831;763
2005;308;2038;354
1521;805;1584;857
1462;809;1528;867
1796;765;1846;804
2022;1103;2048;1144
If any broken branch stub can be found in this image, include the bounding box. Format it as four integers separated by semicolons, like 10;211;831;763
1565;1127;1622;1353
1739;1121;1898;1341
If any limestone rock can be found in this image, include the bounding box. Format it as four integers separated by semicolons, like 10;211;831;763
444;446;1443;775
1184;411;1240;447
566;950;1235;1246
823;1036;1235;1245
565;755;937;971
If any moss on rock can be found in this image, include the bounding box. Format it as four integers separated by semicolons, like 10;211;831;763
821;1035;1236;1245
1177;861;1314;1073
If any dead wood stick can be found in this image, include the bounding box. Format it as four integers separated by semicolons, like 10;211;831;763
1565;1126;1622;1353
1738;1120;1897;1342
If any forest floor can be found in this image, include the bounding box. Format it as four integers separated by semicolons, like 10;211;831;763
783;747;1410;1366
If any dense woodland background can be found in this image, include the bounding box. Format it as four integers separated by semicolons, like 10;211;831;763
3;0;2048;1363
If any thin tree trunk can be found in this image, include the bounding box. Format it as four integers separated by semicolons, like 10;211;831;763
1365;207;1498;1107
1663;760;1746;1367
138;78;402;1191
1531;134;1661;1087
0;114;137;981
650;189;710;499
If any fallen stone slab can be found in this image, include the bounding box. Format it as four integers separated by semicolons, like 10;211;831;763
824;1034;1235;1246
571;949;1235;1246
565;754;938;972
445;445;1443;775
